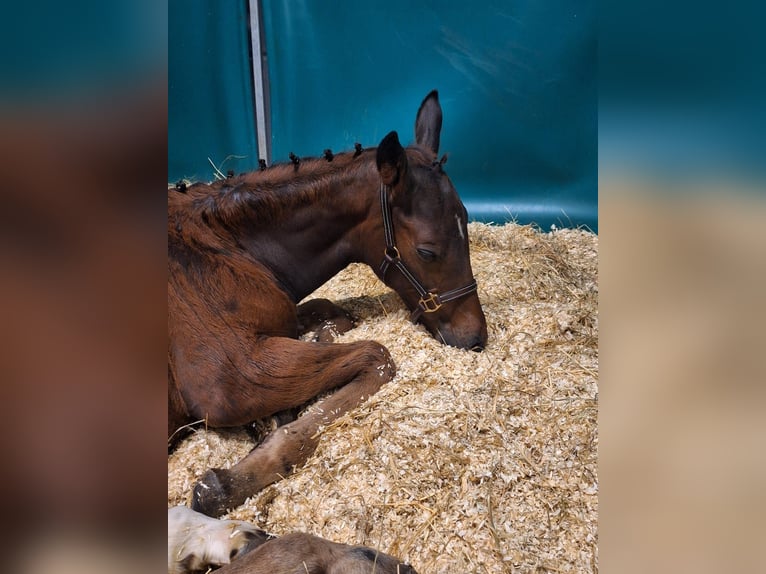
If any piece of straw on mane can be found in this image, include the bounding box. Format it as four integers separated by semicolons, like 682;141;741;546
168;221;598;574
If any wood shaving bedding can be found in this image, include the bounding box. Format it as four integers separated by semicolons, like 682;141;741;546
168;222;598;573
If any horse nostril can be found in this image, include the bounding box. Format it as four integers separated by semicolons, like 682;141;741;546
469;337;485;352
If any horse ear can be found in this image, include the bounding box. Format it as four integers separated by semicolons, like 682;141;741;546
376;130;407;187
415;90;442;155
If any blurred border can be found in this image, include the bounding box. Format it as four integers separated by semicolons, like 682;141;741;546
1;1;167;571
600;1;766;572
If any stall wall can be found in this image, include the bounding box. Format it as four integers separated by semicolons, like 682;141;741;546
168;0;259;182
169;0;597;230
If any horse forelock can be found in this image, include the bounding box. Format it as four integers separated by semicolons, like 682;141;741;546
406;145;462;216
405;144;439;168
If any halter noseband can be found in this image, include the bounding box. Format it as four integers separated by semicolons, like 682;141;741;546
378;184;478;323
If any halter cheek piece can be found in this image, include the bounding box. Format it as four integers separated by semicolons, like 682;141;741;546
378;184;478;323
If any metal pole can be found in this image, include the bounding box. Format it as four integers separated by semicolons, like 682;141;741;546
248;0;271;165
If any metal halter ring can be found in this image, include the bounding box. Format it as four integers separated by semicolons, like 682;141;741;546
383;246;400;262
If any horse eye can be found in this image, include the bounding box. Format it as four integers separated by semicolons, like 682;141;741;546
416;248;437;262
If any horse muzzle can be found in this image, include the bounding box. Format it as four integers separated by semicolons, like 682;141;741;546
420;299;488;351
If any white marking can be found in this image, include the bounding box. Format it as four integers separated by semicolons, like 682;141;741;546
168;506;265;574
455;214;465;241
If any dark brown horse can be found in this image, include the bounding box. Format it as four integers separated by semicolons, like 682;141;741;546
168;91;487;517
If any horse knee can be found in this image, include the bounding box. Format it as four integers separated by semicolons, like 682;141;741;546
361;341;396;383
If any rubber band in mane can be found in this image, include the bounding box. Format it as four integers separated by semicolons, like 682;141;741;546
187;145;439;226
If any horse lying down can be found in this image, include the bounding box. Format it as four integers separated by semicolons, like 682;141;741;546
168;90;487;517
168;506;417;574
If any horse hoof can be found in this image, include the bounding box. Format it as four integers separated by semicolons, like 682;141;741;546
191;468;239;517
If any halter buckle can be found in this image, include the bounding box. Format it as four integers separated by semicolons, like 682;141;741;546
418;293;442;313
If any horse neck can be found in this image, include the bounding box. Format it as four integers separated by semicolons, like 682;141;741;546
229;155;385;302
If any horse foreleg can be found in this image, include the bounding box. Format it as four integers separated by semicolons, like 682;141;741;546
296;298;355;342
191;338;395;517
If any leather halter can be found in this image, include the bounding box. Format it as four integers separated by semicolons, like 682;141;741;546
378;184;478;323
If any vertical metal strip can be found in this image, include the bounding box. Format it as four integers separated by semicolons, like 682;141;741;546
248;0;271;164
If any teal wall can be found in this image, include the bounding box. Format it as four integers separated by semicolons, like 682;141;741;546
168;0;259;182
168;1;597;231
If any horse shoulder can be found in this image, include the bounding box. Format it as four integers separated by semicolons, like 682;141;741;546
169;215;297;334
168;213;300;429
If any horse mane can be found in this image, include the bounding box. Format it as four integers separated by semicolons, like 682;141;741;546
185;145;437;227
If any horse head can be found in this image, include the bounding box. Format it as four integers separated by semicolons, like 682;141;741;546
374;91;488;351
